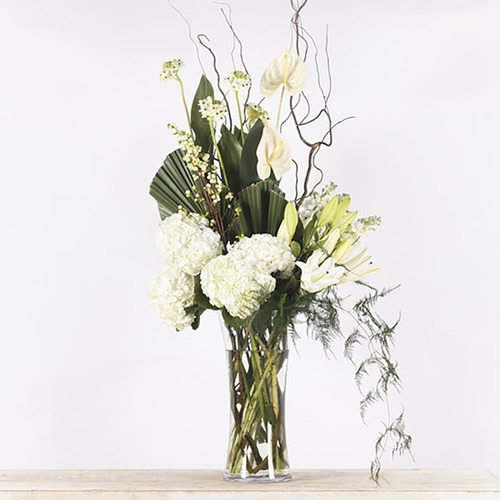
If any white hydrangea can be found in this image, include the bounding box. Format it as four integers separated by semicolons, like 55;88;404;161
231;233;295;278
200;233;295;319
149;267;195;330
156;212;223;275
200;256;276;319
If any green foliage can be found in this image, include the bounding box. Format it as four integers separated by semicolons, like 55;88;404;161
185;276;218;330
218;125;242;193
232;180;287;237
240;120;265;188
191;75;214;152
289;284;412;484
149;149;206;218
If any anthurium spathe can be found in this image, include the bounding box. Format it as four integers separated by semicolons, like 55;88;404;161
296;251;344;293
256;124;292;180
260;50;308;98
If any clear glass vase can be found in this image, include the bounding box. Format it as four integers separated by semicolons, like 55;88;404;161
221;316;291;482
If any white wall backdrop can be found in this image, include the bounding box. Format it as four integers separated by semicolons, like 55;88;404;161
1;0;499;476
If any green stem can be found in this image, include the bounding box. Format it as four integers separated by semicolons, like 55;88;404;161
235;91;245;144
209;120;229;186
176;76;192;135
276;85;285;129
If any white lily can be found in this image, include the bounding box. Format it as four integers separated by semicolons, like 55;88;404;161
260;50;308;98
277;202;299;245
256;124;292;180
296;251;344;294
338;249;378;284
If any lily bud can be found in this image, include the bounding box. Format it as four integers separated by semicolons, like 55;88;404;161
331;237;352;265
317;228;340;255
277;202;299;245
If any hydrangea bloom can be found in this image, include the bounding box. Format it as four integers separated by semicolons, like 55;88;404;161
156;212;223;275
231;233;295;278
201;256;276;319
200;234;295;319
149;267;195;330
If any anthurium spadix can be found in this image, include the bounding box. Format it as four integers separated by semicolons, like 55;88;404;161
256;124;292;180
260;50;308;98
277;202;299;245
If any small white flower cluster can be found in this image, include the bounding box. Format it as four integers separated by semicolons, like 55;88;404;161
344;215;382;251
150;212;223;330
299;181;338;225
168;124;229;211
246;103;270;127
160;59;183;81
199;96;227;122
200;234;295;319
226;70;251;91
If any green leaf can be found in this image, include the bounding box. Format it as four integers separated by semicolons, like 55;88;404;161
149;149;206;218
191;74;214;152
218;125;242;193
302;215;318;250
290;241;301;257
237;180;286;235
267;189;288;235
240;119;264;188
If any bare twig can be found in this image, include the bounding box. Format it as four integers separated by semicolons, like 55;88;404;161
197;34;233;130
168;0;206;74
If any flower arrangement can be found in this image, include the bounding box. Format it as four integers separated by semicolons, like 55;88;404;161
149;1;411;483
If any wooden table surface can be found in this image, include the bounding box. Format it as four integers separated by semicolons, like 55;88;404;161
0;469;499;499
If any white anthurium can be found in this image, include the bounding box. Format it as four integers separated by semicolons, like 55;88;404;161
296;251;345;294
256;124;292;180
260;50;308;98
339;249;378;284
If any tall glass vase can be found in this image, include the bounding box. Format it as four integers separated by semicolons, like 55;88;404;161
221;315;291;482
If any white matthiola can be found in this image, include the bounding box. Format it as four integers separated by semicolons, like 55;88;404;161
149;267;195;330
256;124;292;180
299;181;338;225
260;50;307;98
156;212;223;275
200;234;295;319
296;251;344;293
200;256;276;319
231;233;296;278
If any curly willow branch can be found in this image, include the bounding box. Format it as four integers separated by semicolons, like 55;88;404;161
167;0;206;74
197;34;233;130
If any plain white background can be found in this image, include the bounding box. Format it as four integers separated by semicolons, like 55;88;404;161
1;0;499;477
